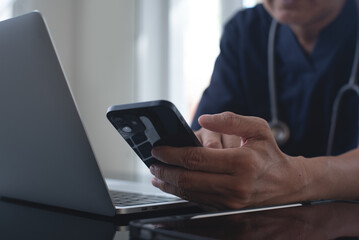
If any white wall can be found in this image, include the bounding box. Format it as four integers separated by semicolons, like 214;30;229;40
221;0;242;25
136;0;169;102
13;0;138;180
9;0;245;181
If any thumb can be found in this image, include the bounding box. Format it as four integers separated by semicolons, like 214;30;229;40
198;112;272;140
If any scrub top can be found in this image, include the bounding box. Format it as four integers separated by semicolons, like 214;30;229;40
192;0;359;157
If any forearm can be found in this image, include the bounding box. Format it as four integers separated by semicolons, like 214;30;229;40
299;147;359;201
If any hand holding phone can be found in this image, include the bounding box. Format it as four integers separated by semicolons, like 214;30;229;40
106;100;201;167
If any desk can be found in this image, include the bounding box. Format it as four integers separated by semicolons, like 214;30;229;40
1;198;359;239
0;197;201;240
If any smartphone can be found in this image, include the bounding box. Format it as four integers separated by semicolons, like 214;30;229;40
106;100;202;167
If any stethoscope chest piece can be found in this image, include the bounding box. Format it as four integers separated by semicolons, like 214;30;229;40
269;120;290;146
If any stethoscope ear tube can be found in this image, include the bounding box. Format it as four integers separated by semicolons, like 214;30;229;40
326;83;359;156
326;0;359;155
268;19;290;146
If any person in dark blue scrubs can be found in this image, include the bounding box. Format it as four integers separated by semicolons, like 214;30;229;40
150;0;359;210
192;0;358;157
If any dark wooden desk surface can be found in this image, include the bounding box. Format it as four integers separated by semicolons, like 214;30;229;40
1;198;359;240
0;197;201;240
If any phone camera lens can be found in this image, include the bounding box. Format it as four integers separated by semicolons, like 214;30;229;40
121;126;132;133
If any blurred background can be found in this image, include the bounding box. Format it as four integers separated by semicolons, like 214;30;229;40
0;0;261;181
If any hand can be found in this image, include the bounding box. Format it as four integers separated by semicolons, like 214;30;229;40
150;112;309;210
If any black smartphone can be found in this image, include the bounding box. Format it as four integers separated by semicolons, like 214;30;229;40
106;100;202;167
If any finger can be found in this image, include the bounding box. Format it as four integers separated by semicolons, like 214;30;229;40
195;128;223;148
149;164;236;194
198;112;272;141
152;145;246;173
151;177;245;210
221;134;243;148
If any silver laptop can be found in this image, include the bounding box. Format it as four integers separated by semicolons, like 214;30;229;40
0;12;192;216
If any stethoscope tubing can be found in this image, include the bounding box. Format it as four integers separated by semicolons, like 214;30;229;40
327;84;359;155
268;19;279;125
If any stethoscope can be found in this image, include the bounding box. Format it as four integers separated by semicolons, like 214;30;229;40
267;0;359;155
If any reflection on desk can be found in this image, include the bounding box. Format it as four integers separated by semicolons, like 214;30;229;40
2;197;359;240
0;197;201;240
130;201;359;240
0;198;118;240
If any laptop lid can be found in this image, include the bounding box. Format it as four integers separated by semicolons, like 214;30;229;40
0;12;115;216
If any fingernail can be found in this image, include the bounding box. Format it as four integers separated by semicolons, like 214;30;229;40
152;177;160;187
199;114;214;125
199;114;211;121
150;165;157;175
151;148;159;158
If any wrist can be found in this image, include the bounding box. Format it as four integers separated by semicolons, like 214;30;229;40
295;155;334;202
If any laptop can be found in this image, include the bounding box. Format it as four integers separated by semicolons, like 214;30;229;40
0;11;193;216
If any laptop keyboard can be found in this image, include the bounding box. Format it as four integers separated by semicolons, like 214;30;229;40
109;190;180;207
